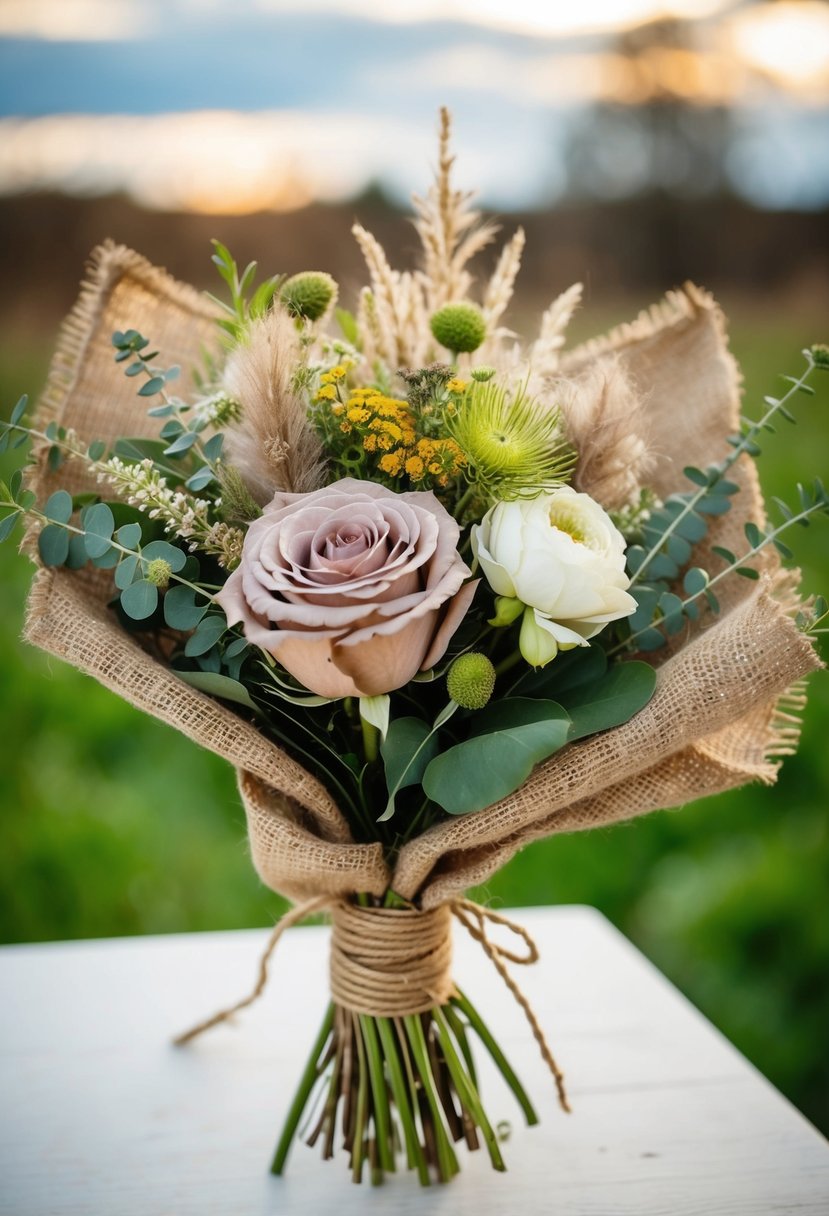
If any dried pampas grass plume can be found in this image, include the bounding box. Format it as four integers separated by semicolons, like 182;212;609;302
222;309;324;504
557;359;653;510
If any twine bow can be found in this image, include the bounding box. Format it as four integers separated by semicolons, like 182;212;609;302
174;895;570;1114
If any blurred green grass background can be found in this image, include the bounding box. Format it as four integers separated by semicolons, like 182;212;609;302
1;302;827;1134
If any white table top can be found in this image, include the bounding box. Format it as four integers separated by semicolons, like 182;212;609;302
1;905;827;1215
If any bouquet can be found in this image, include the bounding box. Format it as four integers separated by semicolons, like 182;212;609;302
2;110;826;1187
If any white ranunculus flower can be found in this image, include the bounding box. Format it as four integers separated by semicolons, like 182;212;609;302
471;487;637;667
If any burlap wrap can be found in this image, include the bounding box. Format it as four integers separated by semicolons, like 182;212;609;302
24;243;822;910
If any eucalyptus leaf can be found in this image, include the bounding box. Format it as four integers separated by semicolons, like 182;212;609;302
44;490;73;524
380;717;441;821
164;430;199;457
120;579;159;620
138;376;165;397
203;433;224;462
38;524;69;566
10;395;27;425
0;512;20;543
115;522;142;549
163;584;208;630
423;715;570;816
114;554;140;590
175;671;259;710
141;539;186;572
80;502;115;558
184;614;227;657
66;534;88;569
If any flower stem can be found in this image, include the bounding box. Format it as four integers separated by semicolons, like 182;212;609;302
270;1002;335;1175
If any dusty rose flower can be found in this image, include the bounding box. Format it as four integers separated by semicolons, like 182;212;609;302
216;478;477;698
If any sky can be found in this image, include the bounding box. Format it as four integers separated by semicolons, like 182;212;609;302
0;0;827;212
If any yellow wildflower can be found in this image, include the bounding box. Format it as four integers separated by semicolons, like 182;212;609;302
446;378;469;394
316;384;337;402
379;451;403;476
405;455;425;480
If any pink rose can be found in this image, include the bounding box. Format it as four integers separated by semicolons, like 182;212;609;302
216;478;477;698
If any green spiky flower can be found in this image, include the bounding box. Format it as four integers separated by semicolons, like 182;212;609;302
447;379;576;501
447;653;496;710
430;303;486;355
281;272;338;322
146;558;173;588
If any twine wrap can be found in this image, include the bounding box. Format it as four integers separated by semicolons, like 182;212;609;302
329;902;454;1017
174;896;571;1113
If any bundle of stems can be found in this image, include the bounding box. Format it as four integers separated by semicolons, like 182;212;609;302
271;983;538;1185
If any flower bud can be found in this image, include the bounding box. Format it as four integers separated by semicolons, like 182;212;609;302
430;303;486;355
519;607;558;669
446;652;496;710
471;365;496;382
146;558;173;589
281;272;338;322
810;343;829;370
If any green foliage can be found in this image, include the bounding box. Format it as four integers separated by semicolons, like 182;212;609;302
616;350;829;652
207;240;282;343
424;700;570;815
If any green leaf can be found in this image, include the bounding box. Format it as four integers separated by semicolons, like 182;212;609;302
87;440;106;461
711;546;736;565
115;522;142;549
66;534;88;569
141;539;186;572
0;511;19;543
186;467;214;492
666;534;692;565
636;627;668;652
120;579;159;620
47;445;63;472
744;521;764;548
423;713;570;816
44;490;73;524
736;566;761;580
80;502;115;558
114;554;140;590
38;524;69;566
202;433;224;462
174;670;257;711
560;661;657;741
184;613;227;657
509;642;607;698
138;376;166;397
468;697;567;737
659;591;686;635
163;430;198;456
380;717;441;821
163;584;208;630
10;395;28;425
683;566;709;595
336;308;360;345
683;465;709;487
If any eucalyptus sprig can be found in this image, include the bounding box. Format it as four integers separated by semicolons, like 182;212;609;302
627;347;823;592
611;477;829;654
111;329;230;493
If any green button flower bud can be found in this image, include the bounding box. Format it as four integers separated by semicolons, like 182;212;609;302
146;557;173;589
470;364;496;382
446;652;496;710
810;343;829;370
430;303;486;355
281;272;338;322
